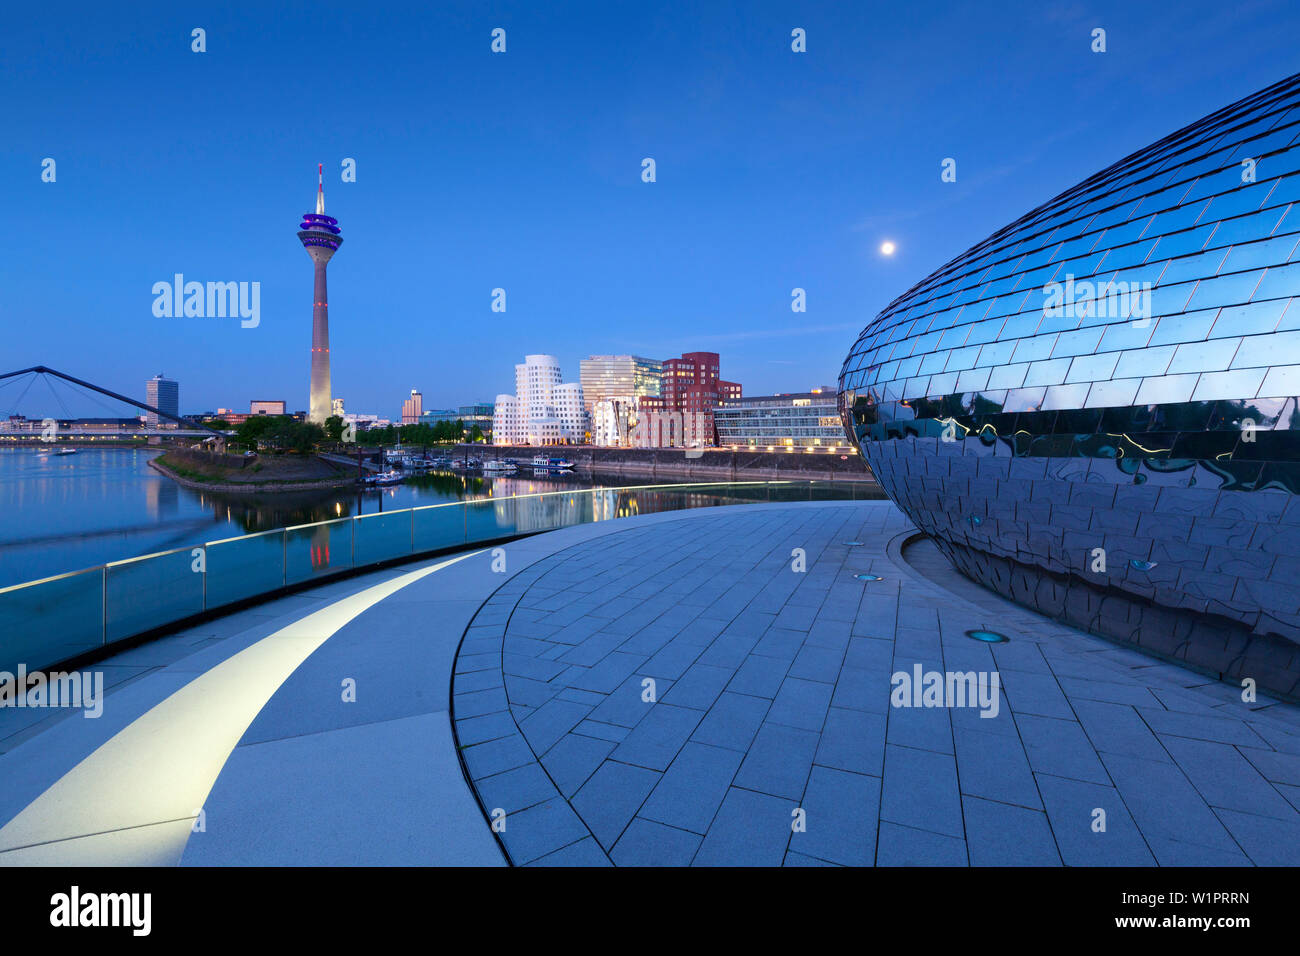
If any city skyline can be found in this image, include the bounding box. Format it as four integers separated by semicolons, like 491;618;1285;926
8;1;1300;418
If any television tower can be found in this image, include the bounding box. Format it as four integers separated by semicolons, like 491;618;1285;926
298;164;343;424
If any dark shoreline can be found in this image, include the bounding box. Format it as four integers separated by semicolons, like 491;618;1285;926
455;444;877;484
148;456;359;494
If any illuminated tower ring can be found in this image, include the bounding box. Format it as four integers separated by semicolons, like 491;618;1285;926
840;72;1300;699
298;164;343;425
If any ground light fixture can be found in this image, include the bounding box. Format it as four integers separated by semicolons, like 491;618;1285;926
966;629;1009;643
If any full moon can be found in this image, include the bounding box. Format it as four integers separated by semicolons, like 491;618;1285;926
880;241;896;256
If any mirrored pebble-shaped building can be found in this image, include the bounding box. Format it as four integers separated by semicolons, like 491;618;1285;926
839;72;1300;699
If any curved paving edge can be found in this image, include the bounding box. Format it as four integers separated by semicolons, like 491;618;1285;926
452;501;1300;867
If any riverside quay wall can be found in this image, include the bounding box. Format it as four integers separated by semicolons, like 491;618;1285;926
456;445;876;483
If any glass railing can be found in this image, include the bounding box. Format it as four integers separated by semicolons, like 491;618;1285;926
0;479;881;673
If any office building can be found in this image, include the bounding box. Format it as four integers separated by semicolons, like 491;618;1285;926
579;355;662;413
716;390;845;449
249;400;286;416
636;351;741;447
402;389;423;424
145;373;178;427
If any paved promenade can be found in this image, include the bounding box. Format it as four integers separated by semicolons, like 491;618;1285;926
453;502;1300;866
2;501;1298;865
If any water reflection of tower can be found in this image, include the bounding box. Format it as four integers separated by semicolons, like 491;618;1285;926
145;474;179;519
309;522;332;571
297;164;343;425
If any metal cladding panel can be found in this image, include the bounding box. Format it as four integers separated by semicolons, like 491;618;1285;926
839;72;1300;698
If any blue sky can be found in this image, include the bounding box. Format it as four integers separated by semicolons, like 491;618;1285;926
3;0;1298;419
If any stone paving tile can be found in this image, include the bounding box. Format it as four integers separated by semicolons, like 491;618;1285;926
453;687;508;719
962;796;1061;866
766;678;834;732
785;851;842;866
610;704;704;772
498;796;590;865
733;722;820;800
461;733;534;779
639;742;744;834
540;732;614;797
586;674;668;728
572;760;660;851
660;663;732;710
1160;736;1299;819
830;665;892;715
1071;699;1171;763
1238;744;1300;785
455;711;518;746
952;724;1040;809
727;655;790;698
449;503;1300;865
1138;706;1271;747
1016;714;1111;785
788;766;880;866
693;787;793;867
880;744;963;838
572;720;629;743
886;696;954;755
473;762;558;815
568;652;645;694
527;836;612;867
814;706;886;777
611;818;701;866
1096;751;1247;865
1034;773;1155;866
689;692;770;752
876;822;967;866
520;699;592;756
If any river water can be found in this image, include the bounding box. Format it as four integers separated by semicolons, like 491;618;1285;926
0;447;667;589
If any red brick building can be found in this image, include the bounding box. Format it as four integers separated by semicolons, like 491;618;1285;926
636;351;741;447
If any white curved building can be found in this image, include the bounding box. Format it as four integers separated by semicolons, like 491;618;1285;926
493;354;587;445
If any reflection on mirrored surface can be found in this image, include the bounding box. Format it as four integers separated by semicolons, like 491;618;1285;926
840;71;1300;699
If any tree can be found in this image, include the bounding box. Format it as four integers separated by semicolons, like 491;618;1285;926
235;414;279;448
324;415;345;443
234;415;325;453
470;424;485;442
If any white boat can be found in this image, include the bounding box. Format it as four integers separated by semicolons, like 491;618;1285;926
531;456;574;471
55;447;79;456
482;460;516;473
363;469;403;486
